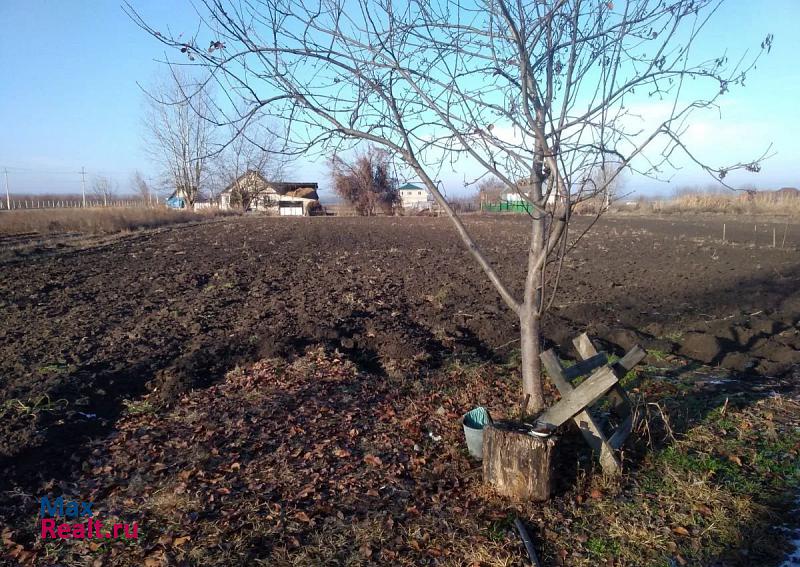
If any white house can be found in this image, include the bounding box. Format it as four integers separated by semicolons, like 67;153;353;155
398;182;434;212
219;171;321;216
503;190;560;205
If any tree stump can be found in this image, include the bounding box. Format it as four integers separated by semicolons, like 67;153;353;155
483;422;556;501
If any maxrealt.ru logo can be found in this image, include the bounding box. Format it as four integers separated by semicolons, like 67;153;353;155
39;496;138;540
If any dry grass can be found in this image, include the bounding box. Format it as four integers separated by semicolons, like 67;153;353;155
0;207;233;236
632;192;800;216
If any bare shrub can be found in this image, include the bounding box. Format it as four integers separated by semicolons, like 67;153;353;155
330;148;399;216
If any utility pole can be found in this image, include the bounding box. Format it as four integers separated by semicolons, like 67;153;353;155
3;168;9;211
80;167;87;208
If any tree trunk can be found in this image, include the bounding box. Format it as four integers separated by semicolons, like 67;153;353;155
483;422;556;501
520;309;544;413
520;189;546;414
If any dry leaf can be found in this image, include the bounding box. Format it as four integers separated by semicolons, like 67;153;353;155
694;504;713;517
294;511;312;523
672;526;690;537
364;454;382;466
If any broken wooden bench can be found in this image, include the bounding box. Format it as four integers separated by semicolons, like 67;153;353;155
483;333;646;500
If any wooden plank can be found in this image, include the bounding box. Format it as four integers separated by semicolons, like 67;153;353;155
536;368;618;427
541;340;622;476
607;346;645;419
615;345;647;374
572;410;622;475
572;334;643;418
573;332;646;376
563;353;608;382
540;349;571;393
572;332;598;359
609;414;634;450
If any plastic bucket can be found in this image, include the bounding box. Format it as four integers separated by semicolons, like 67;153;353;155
462;406;492;460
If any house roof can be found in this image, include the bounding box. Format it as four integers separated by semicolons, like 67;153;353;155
398;182;425;191
222;170;319;199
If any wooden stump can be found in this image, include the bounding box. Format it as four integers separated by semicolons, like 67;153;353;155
482;422;556;501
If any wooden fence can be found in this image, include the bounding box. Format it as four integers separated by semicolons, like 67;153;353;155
0;200;156;210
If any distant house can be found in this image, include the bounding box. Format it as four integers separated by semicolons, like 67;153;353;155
166;188;190;209
503;190;560;205
219;171;321;216
166;188;216;211
398;182;434;212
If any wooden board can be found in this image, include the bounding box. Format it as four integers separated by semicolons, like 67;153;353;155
572;333;641;417
536;367;618;427
563;352;608;382
540;346;621;475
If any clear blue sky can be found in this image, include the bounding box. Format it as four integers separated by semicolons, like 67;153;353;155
0;0;798;197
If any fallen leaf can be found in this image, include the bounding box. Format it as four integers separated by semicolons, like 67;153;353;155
294;511;312;523
672;526;690;537
694;504;713;517
364;454;382;466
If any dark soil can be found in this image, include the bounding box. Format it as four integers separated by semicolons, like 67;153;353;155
1;214;799;486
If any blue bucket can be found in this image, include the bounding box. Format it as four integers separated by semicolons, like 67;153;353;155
462;406;493;460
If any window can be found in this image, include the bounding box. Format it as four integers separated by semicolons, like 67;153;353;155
418;191;422;195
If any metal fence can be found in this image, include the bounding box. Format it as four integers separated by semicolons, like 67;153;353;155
482;200;534;213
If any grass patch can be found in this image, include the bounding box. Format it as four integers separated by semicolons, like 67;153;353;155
122;398;157;415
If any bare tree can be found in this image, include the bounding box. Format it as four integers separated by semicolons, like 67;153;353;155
478;177;508;209
142;70;214;208
330;147;399;216
128;0;771;412
92;175;117;206
130;171;154;205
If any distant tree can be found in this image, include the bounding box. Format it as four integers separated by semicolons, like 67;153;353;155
330;148;399;216
216;120;291;210
477;177;507;208
449;193;480;213
142;70;214;207
131;171;154;205
92;176;117;206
